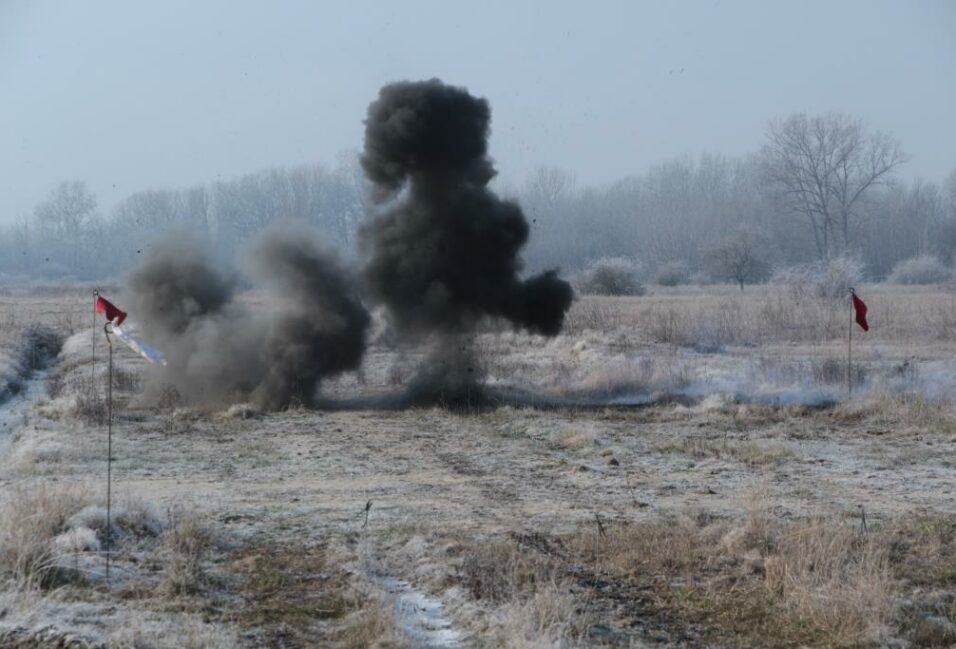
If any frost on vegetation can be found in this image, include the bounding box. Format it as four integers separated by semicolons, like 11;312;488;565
0;485;166;589
68;499;167;540
0;353;21;403
654;261;690;287
574;257;645;296
770;256;864;300
0;595;238;649
887;255;950;285
109;612;239;649
7;438;66;472
52;527;101;555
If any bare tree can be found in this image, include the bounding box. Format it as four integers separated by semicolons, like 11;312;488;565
519;165;579;271
34;181;96;235
523;165;576;216
34;180;97;270
945;167;956;220
706;228;769;291
761;113;905;259
905;180;943;256
328;151;369;249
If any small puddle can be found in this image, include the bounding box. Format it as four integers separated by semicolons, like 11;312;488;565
382;577;462;648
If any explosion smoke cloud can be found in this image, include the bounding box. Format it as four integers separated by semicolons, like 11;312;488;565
359;79;574;404
360;78;573;336
126;226;369;410
126;79;570;410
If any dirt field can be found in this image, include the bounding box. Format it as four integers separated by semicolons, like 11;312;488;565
2;285;956;648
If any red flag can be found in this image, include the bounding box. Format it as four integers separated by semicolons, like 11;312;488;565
95;295;127;326
851;291;868;332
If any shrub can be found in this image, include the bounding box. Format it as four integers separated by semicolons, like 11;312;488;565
887;255;950;285
771;256;865;300
654;261;690;287
688;272;714;286
814;256;865;298
574;257;645;296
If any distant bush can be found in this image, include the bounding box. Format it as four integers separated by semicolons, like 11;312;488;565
887;255;950;285
704;229;771;291
688;272;714;286
814;256;865;298
654;261;690;287
575;257;645;296
771;256;865;300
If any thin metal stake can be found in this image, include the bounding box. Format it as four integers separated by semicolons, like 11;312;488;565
92;290;98;400
848;288;854;399
104;323;113;581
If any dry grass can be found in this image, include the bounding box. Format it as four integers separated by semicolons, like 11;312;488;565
460;538;562;605
339;597;407;649
71;387;108;425
889;515;956;588
158;509;215;597
831;390;956;437
7;285;956;646
232;547;350;624
441;489;943;647
494;583;585;649
566;514;891;647
554;425;597;450
564;284;956;345
0;482;94;589
547;506;956;648
459;537;590;646
655;437;795;467
229;542;405;647
762;521;891;644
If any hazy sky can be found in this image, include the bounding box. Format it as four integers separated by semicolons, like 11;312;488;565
1;0;954;224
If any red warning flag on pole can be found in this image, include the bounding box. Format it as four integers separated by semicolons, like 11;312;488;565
851;290;868;332
95;296;127;326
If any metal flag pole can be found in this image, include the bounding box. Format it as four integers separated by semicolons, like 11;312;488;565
847;288;854;399
103;322;114;581
92;290;98;400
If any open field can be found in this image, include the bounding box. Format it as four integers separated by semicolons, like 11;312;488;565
2;284;956;647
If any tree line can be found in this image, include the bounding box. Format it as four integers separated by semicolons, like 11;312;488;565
2;111;954;286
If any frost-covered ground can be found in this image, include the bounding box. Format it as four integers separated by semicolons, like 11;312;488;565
2;285;956;647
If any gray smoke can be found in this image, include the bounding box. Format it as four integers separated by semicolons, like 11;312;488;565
126;225;369;410
359;79;574;405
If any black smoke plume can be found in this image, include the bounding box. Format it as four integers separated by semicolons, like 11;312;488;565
359;79;574;404
126;225;369;410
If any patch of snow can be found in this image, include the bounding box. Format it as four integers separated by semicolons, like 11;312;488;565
383;577;463;648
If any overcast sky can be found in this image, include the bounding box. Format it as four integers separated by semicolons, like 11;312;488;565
1;0;954;224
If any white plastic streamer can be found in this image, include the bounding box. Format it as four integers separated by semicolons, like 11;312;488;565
111;324;166;366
